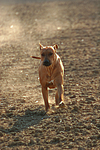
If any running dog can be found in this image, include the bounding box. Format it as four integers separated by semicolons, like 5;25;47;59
31;43;65;111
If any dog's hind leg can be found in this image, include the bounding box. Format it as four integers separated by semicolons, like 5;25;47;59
42;86;50;111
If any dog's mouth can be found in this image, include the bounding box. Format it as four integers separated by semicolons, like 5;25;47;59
43;59;51;66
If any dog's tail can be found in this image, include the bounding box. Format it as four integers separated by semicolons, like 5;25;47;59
30;56;41;59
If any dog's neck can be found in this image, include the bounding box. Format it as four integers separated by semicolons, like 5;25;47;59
45;54;58;77
45;62;55;77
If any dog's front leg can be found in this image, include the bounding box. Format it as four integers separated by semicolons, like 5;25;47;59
42;86;50;111
56;84;64;105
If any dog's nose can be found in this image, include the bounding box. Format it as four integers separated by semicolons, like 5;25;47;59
43;59;51;66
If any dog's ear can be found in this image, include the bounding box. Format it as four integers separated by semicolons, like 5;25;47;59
53;44;58;50
39;43;43;50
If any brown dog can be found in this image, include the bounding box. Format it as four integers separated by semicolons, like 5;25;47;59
31;43;65;111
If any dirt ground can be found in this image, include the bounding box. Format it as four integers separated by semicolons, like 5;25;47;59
0;0;100;149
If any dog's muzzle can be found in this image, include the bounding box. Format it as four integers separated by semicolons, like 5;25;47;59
43;59;51;66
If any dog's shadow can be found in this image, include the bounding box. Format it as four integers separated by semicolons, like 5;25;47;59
4;107;48;133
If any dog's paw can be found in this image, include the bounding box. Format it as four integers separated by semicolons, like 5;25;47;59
59;101;65;108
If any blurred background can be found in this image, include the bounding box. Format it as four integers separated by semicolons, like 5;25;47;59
0;0;100;149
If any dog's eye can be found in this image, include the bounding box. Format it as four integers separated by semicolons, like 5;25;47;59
49;52;53;56
41;53;45;57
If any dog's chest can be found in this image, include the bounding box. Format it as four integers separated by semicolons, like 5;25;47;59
46;73;55;88
45;64;55;85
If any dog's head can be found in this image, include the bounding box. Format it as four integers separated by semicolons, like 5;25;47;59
39;43;58;67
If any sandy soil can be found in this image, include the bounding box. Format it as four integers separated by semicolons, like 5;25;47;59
0;0;100;149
